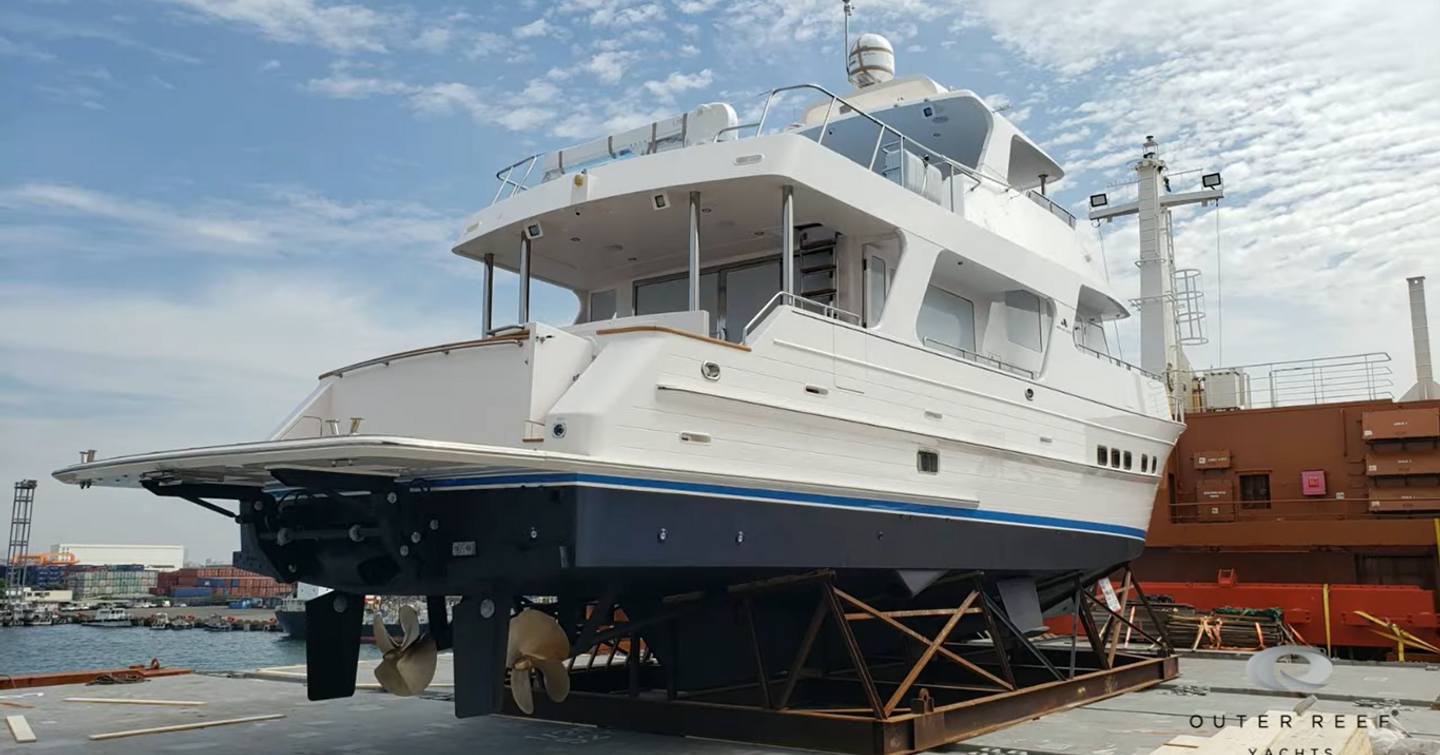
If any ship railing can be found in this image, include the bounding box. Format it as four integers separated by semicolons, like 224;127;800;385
489;83;1031;216
1187;352;1393;412
493;153;543;204
744;291;860;339
1025;189;1077;228
735;83;1013;213
1074;341;1163;381
922;338;1038;379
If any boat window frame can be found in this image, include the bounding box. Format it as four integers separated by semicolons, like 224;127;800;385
587;288;617;322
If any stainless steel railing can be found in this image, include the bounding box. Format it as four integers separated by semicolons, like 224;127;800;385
744;291;861;339
493;153;541;203
743;83;1008;192
1187;352;1394;411
923;338;1038;379
1025;189;1076;228
1073;341;1162;382
487;82;1039;213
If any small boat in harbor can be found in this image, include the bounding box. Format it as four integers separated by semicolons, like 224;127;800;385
200;615;233;632
169;616;194;630
83;607;132;627
148;612;170;630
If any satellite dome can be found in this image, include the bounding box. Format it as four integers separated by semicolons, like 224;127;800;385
847;33;895;88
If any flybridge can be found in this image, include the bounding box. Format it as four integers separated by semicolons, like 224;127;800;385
492;102;740;204
489;80;1062;221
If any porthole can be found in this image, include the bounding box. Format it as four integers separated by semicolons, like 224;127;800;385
1141;454;1149;473
1096;446;1108;465
917;450;939;474
1123;451;1132;470
1110;448;1121;468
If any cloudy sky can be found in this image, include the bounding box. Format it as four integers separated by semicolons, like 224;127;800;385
2;0;1437;563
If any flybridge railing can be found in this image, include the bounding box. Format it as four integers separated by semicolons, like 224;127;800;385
489;82;1025;211
1188;352;1394;412
494;153;542;204
1026;190;1077;228
737;83;1012;207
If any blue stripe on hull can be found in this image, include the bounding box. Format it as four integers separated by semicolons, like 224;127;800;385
421;472;1147;541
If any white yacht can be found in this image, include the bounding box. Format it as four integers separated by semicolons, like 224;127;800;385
54;36;1182;709
84;607;132;627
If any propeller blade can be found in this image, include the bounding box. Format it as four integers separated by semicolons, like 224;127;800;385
510;664;535;714
373;612;396;654
398;605;421;651
535;659;570;703
505;609;571;714
510;609;570;659
373;656;405;695
392;636;438;696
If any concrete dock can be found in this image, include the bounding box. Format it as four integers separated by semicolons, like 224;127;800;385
6;654;1439;753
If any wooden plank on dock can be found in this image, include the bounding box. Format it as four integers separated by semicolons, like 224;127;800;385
5;714;36;744
89;713;286;741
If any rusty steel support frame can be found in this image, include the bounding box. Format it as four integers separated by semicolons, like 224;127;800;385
507;565;1177;755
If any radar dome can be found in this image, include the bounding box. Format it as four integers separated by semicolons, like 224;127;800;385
847;33;895;88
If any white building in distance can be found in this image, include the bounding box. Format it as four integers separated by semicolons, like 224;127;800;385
51;544;185;571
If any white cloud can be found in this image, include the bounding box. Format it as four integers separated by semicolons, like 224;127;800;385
582;49;638;83
33;82;106;111
983;0;1440;376
572;1;665;27
514;17;553;38
0;274;474;562
303;70;560;133
465;31;508;60
0;183;453;257
259;58;281;71
677;43;699;57
411;26;452;54
642;68;713;100
676;0;719;13
0;12;203;63
303;71;412;99
163;0;392;53
522;78;561;103
0;34;55;61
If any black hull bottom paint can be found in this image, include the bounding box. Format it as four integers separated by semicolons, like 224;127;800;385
238;483;1142;598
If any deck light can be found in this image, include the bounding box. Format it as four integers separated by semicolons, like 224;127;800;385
1202;172;1223;189
1089;193;1108;208
651;192;670;210
524;222;543;240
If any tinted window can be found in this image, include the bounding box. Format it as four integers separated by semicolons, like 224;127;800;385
1004;290;1043;352
918;286;976;354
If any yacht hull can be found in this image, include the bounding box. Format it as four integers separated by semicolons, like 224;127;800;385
237;474;1142;596
55;435;1151;597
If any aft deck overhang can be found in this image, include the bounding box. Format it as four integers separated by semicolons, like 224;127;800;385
452;134;902;291
452;133;1122;311
51;435;571;489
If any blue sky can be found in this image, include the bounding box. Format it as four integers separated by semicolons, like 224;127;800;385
2;0;1437;561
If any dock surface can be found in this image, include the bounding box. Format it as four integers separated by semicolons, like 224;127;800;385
9;654;1439;753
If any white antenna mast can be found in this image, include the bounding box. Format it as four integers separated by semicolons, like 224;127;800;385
843;0;853;72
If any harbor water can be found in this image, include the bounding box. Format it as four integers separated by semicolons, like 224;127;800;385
0;623;382;676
